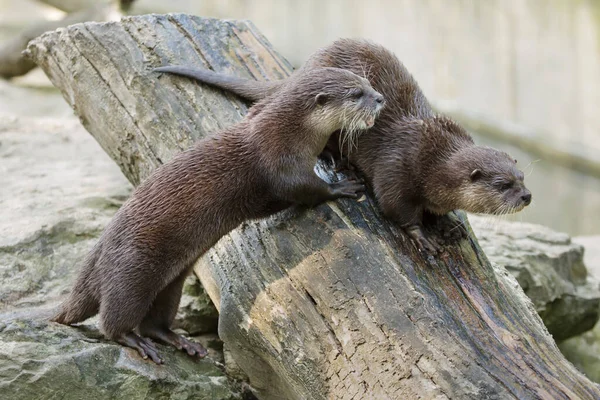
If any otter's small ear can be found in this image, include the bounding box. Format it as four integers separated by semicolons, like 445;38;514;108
514;158;518;164
315;93;328;106
470;169;482;181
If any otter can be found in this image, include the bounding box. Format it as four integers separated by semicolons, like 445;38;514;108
154;39;532;252
53;67;384;364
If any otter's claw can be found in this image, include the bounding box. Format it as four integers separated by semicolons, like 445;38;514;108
406;225;441;253
115;332;163;364
329;178;366;199
139;326;208;360
416;236;441;253
178;336;209;358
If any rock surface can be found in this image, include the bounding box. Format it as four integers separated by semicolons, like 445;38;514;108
559;317;600;384
470;216;600;341
0;317;237;400
557;235;600;383
574;235;600;279
175;274;220;335
0;116;238;399
0;116;130;309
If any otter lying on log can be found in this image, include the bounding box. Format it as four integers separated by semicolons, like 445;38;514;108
27;14;598;400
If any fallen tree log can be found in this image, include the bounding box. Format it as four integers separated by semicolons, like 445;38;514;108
27;14;600;400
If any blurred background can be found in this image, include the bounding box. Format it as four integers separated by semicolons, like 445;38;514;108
1;0;600;236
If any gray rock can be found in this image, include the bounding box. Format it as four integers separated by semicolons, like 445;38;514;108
175;275;219;335
0;116;237;399
559;320;600;384
557;235;600;383
0;116;131;310
470;215;600;341
0;315;239;400
574;235;600;279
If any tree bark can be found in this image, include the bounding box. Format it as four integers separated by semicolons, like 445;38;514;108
27;14;600;400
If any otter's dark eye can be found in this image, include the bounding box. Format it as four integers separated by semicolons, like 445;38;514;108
349;88;363;99
499;182;513;191
470;169;482;181
315;93;328;106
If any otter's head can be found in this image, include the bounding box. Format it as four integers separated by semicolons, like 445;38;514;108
291;67;385;145
450;146;532;215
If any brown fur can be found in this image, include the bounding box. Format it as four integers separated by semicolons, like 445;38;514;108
156;39;532;252
53;67;384;363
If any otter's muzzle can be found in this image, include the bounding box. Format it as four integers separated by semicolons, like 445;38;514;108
363;91;385;128
521;190;532;206
372;92;385;113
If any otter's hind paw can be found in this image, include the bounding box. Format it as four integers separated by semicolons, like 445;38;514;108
406;225;441;254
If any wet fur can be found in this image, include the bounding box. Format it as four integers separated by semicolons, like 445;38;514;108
157;39;532;251
53;67;383;350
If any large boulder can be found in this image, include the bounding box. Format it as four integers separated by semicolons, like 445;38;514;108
470;216;600;341
175;275;220;336
0;116;130;309
0;316;238;400
0;116;239;399
557;235;600;383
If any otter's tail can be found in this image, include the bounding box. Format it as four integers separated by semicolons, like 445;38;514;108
153;66;281;102
52;244;101;325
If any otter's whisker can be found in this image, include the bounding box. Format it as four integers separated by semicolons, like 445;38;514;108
524;159;540;178
338;106;349;157
449;219;467;233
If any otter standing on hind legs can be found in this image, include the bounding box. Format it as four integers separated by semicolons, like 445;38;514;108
155;38;532;253
52;67;384;364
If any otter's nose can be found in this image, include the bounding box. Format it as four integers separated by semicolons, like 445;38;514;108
521;192;532;206
373;93;385;110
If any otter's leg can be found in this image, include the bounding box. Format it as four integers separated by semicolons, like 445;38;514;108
138;269;208;358
277;169;366;207
379;195;441;253
99;275;164;364
115;332;163;364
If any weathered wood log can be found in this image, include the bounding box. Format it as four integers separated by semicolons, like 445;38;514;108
27;14;600;400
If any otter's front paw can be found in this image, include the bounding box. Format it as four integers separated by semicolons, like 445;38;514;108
329;177;366;199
